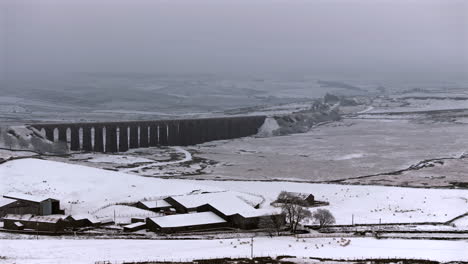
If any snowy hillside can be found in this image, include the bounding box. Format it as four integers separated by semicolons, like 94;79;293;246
1;158;466;225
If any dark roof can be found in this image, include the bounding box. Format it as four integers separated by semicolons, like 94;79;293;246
283;192;314;200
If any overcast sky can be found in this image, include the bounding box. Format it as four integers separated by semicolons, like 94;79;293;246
1;0;467;78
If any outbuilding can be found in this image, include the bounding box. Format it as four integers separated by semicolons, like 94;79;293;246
123;222;147;232
135;200;172;212
66;214;101;228
164;192;286;230
0;193;64;216
3;214;66;232
146;211;228;233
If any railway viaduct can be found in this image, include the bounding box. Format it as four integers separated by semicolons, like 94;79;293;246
30;116;266;153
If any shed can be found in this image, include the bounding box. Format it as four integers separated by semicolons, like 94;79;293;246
1;193;64;216
146;212;228;233
123;222;146;232
131;217;146;223
2;214;66;232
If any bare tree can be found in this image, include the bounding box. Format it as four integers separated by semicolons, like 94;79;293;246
277;192;312;233
258;215;284;236
312;209;336;228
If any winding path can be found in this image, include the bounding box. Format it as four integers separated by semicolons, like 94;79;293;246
121;146;193;173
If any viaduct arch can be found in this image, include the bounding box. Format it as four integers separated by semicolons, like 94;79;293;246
30;116;266;153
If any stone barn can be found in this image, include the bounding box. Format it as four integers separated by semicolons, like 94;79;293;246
0;193;64;217
276;192;315;206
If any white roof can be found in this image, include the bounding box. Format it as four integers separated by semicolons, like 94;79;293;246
169;192;254;216
0;197;16;207
124;222;146;229
237;208;282;218
67;214;100;224
149;212;226;228
140;200;171;209
3;214;65;223
3;193;56;203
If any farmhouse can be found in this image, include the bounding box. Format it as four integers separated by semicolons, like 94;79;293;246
276;191;315;206
0;193;64;216
146;211;228;233
2;214;66;232
135;199;172;212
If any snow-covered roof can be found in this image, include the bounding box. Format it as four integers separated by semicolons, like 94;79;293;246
283;192;314;200
123;222;146;229
3;214;34;221
139;200;171;209
3;193;58;203
67;214;100;224
236;208;282;218
0;197;16;207
168;192;254;216
3;214;65;223
148;212;226;228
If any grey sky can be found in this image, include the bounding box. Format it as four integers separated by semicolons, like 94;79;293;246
2;0;467;77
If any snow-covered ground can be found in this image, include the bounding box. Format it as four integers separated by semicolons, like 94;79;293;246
0;158;221;216
0;237;466;264
198;180;468;225
1;158;466;225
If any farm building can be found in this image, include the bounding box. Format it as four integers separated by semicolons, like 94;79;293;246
163;192;285;230
164;192;254;214
275;191;315;206
146;211;228;233
0;193;64;216
135;200;172;212
123;222;146;232
2;214;66;232
66;214;101;228
230;209;284;229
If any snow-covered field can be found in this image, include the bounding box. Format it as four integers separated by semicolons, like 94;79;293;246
1;158;467;225
0;158;221;216
198;180;468;225
0;237;466;264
